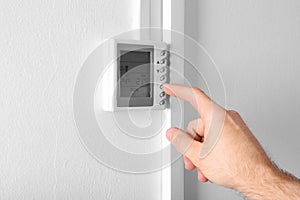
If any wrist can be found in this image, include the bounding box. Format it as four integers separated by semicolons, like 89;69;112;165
238;165;300;200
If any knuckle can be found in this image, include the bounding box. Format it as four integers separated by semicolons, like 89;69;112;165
187;120;194;129
226;110;242;123
192;88;207;106
192;88;204;96
227;109;240;116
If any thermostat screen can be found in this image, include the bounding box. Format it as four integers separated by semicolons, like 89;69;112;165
119;51;151;98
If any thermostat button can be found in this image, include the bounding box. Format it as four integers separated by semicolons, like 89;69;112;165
160;67;166;73
160;92;165;97
160;75;166;81
160;50;166;56
160;59;166;64
159;100;165;105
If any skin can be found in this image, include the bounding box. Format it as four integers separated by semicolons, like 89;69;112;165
163;84;300;200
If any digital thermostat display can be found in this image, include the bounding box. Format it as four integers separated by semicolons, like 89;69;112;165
117;45;154;107
119;51;151;98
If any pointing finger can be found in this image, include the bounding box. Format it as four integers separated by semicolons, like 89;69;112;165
163;84;212;120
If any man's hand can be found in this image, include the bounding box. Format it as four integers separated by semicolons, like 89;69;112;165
163;84;300;200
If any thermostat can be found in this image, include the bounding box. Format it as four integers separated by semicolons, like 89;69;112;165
100;39;170;111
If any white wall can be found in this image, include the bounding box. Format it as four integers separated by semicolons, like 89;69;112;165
0;1;162;199
184;0;300;199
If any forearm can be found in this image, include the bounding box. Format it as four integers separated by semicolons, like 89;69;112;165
239;167;300;200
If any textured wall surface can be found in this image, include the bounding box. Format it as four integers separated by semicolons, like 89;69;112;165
184;0;300;199
0;1;162;199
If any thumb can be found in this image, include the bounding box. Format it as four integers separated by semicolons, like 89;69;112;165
166;128;202;161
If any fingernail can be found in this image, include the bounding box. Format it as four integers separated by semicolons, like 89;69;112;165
162;83;170;88
166;130;172;141
166;128;178;141
162;84;175;96
162;84;169;92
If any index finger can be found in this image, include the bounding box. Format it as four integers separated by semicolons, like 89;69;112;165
163;84;212;118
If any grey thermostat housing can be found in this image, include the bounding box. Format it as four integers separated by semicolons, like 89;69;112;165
100;39;170;111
